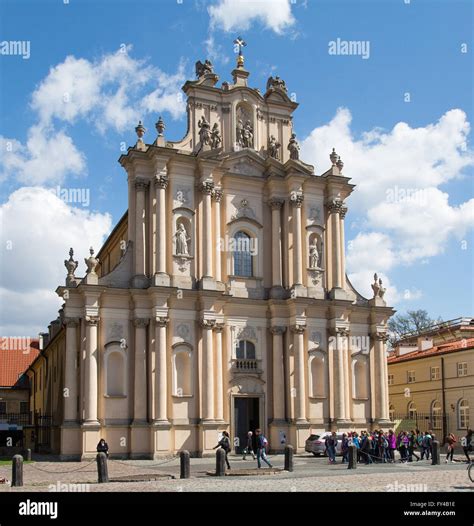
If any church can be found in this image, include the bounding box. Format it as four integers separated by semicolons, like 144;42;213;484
32;46;394;459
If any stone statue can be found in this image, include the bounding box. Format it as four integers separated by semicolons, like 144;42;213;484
288;133;300;160
210;123;222;149
268;135;280;159
309;242;319;269
175;223;190;255
378;277;386;299
266;75;287;93
241;120;254;148
64;247;78;286
198;116;211;146
195;59;214;78
371;273;380;298
84;247;99;275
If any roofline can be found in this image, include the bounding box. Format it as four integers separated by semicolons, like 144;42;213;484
96;209;128;261
388;343;474;364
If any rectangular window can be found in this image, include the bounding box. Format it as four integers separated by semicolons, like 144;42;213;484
407;370;416;383
431;366;440;381
20;401;28;414
388;374;394;386
457;362;467;377
0;401;6;414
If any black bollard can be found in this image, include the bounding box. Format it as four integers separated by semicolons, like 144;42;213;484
96;452;109;483
180;450;190;479
216;448;226;476
12;455;23;487
431;440;440;465
23;449;32;461
284;445;294;472
348;445;357;469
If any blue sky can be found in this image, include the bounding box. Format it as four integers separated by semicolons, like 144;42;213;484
0;0;473;335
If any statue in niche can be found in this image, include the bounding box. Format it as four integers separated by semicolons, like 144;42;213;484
268;135;280;159
210;123;222;149
242;120;254;148
236;106;254;149
309;240;320;269
198;116;211;146
288;133;300;160
174;223;191;255
195;59;214;78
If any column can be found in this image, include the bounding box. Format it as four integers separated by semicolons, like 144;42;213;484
290;193;304;286
84;316;99;424
154;317;169;423
133;318;149;423
201;319;215;421
334;328;348;422
343;330;351;420
339;206;348;289
64;317;79;423
200;181;214;280
270;326;286;421
269;199;284;291
213;188;223;282
214;323;224;422
134;179;148;278
291;324;307;423
327;199;346;290
375;332;390;421
154;174;169;280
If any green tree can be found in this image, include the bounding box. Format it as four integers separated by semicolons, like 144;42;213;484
387;310;442;346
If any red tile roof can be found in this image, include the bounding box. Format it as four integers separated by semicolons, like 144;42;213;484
388;338;474;364
0;338;40;387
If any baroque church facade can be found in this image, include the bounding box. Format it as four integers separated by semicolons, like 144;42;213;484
53;51;393;459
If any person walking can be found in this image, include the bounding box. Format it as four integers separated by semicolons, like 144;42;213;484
387;429;396;463
341;433;349;464
399;431;409;462
352;432;361;463
422;431;432;460
242;431;256;460
213;431;231;470
461;429;472;462
325;432;337;464
445;433;457;463
408;430;420;462
255;429;273;468
96;438;109;457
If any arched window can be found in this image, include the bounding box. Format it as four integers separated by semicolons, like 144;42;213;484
389;404;395;422
106;351;125;396
458;399;469;430
353;356;368;399
431;400;442;429
310;353;325;397
233;231;253;277
236;340;255;360
408;401;417;422
173;348;192;396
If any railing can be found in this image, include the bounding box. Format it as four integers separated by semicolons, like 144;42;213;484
232;359;259;372
0;412;32;426
399;317;474;341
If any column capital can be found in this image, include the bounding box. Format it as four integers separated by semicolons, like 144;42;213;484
135;178;150;191
213;322;225;333
289;192;304;208
85;316;99;326
200;318;216;330
268;198;284;210
328;327;350;337
270;325;286;335
199;180;214;195
212;188;224;202
154;174;169;189
133;317;150;328
340;206;348;219
373;332;389;342
290;323;306;334
64;317;80;328
156;316;169;327
327;197;346;215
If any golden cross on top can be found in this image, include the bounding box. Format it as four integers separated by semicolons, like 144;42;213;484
233;36;247;56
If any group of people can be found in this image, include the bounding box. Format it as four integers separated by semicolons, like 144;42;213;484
323;428;473;464
213;429;273;470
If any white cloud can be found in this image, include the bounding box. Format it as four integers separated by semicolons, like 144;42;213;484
301;107;474;304
208;0;295;34
0;187;112;335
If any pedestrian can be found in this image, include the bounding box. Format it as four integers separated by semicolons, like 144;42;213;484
408;429;420;462
213;431;231;469
399;431;409;462
96;438;109;457
325;432;337;464
341;433;349;463
242;430;256;460
445;433;457;463
422;431;432;460
255;429;273;468
361;431;372;464
461;429;472;462
387;429;396;463
352;432;361;462
379;431;389;463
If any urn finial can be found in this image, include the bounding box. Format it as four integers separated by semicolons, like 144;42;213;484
84;246;99;276
64;247;78;287
371;273;380;298
330;147;339;166
336;157;344;172
155;116;165;137
135;120;146;139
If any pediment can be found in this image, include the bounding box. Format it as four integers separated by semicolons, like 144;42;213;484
223;150;266;177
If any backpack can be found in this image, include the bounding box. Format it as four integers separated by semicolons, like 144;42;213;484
382;436;389;449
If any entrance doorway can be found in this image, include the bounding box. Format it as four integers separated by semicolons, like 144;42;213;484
234;397;260;454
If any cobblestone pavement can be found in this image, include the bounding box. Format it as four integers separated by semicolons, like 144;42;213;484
0;454;472;492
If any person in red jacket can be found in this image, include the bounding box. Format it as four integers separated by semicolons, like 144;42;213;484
445;433;457;463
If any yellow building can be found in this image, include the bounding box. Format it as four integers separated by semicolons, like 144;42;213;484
388;318;473;440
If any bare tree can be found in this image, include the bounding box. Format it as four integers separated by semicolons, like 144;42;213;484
387;309;442;347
